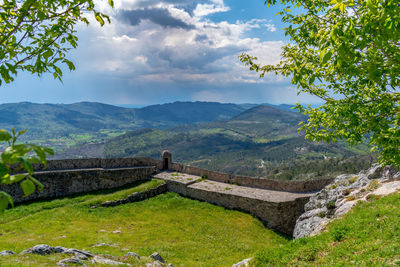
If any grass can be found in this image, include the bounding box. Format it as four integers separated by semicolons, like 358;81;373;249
0;180;287;266
252;192;400;266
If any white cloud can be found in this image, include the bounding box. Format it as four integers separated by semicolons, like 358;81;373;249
193;0;230;18
70;0;289;102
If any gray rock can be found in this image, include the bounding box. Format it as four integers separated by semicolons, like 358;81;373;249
150;252;165;263
366;164;383;179
0;250;15;256
56;257;86;266
146;261;164;267
91;255;130;265
232;258;251;267
54;246;69;253
124;252;140;259
294;163;400;239
91;243;118;248
20;244;54;255
68;249;94;258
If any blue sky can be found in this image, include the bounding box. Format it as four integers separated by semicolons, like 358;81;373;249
2;0;320;106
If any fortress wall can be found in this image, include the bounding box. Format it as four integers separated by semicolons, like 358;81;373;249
170;163;230;183
171;162;332;193
164;179;310;235
2;166;156;203
29;157;162;172
232;175;334;193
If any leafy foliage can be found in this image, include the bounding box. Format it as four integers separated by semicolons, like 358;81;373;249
240;0;400;166
0;129;53;213
0;0;112;84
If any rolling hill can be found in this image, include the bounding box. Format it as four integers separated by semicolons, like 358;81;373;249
0;101;249;151
59;104;374;180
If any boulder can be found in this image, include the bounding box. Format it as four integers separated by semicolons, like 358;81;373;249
150;252;165;263
124;252;140;259
56;257;86;266
0;250;15;256
20;244;54;255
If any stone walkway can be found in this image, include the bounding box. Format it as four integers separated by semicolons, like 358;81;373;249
154;171;314;203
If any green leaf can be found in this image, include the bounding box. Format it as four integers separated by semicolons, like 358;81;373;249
0;196;9;212
0;191;13;208
0;130;12;142
108;0;114;8
42;50;53;60
29;176;44;191
20;179;36;197
9;174;27;184
95;13;105;26
17;129;27;136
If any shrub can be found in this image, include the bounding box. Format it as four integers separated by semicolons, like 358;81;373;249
326;200;336;210
331;226;349;242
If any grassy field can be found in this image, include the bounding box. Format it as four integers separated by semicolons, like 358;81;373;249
0;179;287;266
252;193;400;266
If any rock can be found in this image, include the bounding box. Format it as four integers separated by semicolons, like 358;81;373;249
20;244;54;255
150;252;165;263
124;252;140;259
167;264;173;267
232;258;251;267
373;181;400;196
0;250;15;256
91;255;130;266
366;164;383;179
334;201;357;217
68;249;94;259
54;246;69;253
112;230;121;234
91;243;118;248
295;163;400;239
56;257;86;266
146;261;163;267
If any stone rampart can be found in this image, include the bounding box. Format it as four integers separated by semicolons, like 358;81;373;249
171;163;230;183
2;164;157;203
231;175;334;193
171;162;333;193
29;157;163;172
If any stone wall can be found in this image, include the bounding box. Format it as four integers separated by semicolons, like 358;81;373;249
2;166;156;203
164;178;310;235
171;162;333;193
171;163;231;183
231;175;334;193
29;157;163;172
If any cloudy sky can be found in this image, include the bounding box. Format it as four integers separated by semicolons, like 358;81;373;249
2;0;321;106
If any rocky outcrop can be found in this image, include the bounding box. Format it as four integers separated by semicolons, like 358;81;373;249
294;164;400;239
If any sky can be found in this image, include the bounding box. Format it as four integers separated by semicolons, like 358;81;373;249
2;0;321;106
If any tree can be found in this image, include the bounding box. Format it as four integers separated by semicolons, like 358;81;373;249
0;0;113;84
240;0;400;166
0;0;113;212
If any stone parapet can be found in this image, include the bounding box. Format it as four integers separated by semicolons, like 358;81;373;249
1;166;156;203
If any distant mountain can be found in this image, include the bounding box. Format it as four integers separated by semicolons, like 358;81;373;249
135;101;246;125
0;101;249;140
58;104;373;180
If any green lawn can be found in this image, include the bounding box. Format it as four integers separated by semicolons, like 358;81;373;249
0;180;287;266
253;193;400;266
